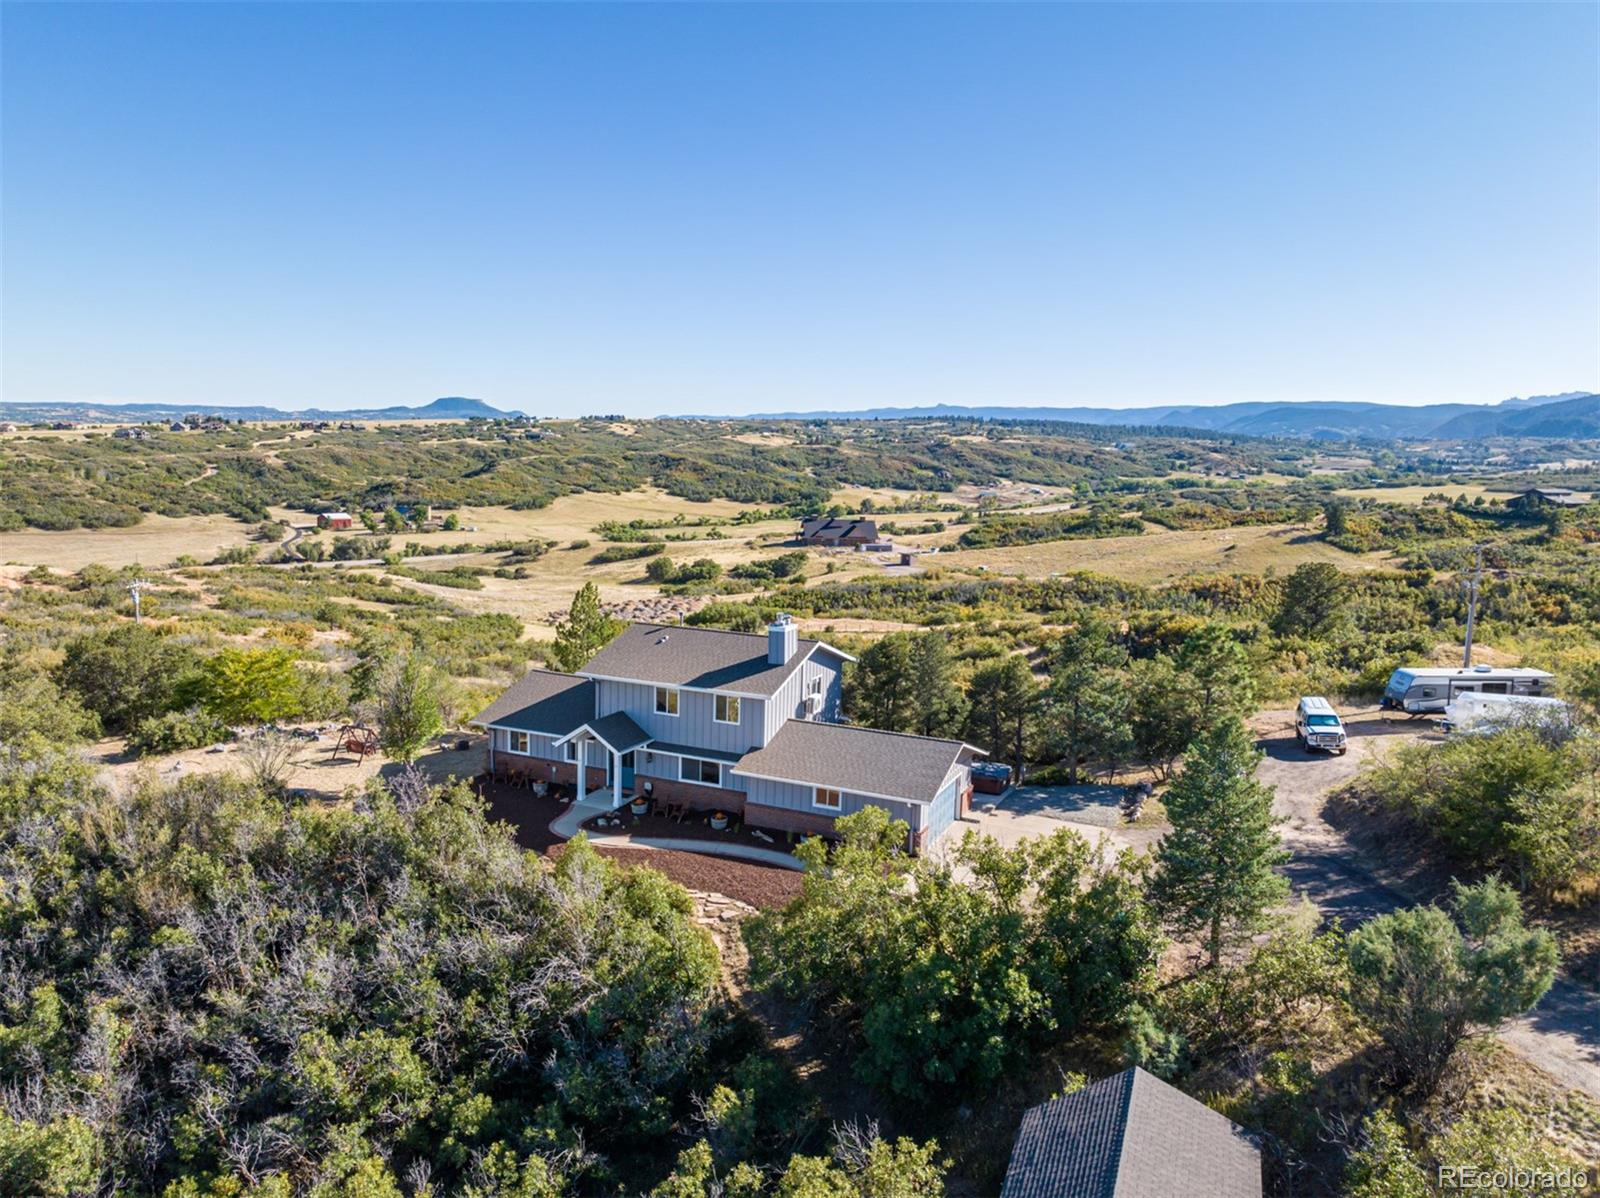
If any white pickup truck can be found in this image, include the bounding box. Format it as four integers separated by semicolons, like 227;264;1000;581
1295;696;1347;755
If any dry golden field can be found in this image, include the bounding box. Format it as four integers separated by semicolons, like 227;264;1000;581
0;513;261;571
935;522;1392;584
1333;483;1500;505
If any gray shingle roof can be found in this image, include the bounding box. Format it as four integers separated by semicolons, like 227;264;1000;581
470;670;594;736
578;623;832;697
649;741;745;765
560;711;651;754
732;721;971;804
1000;1067;1262;1198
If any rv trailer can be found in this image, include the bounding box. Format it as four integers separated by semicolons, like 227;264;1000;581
1380;665;1553;715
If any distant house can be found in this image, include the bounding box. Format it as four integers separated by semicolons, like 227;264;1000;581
1001;1067;1262;1198
798;516;879;547
1510;486;1590;509
169;422;187;432
0;423;17;433
317;511;355;530
112;427;151;440
471;618;981;853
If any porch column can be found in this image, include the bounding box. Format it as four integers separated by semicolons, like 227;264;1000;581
574;734;587;804
611;748;622;808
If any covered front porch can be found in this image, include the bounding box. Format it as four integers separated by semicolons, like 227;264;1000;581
553;712;653;811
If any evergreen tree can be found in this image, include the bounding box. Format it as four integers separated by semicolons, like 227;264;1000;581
962;655;1039;779
909;632;967;739
551;581;624;671
1045;618;1130;784
1273;561;1350;638
848;633;919;733
1150;716;1289;968
1174;624;1256;729
373;650;445;763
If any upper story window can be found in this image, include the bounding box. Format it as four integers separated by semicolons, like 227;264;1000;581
814;786;842;811
714;694;741;724
508;731;530;754
655;687;680;716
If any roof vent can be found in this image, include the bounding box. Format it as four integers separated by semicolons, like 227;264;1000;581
657;634;669;644
1474;663;1491;672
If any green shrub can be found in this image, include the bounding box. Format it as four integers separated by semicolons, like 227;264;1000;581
127;707;231;756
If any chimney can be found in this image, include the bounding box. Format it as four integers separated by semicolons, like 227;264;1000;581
768;613;797;665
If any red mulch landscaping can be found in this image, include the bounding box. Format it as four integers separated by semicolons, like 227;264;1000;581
556;844;805;909
476;780;805;909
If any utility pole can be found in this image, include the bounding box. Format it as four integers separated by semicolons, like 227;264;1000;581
125;578;152;622
1461;545;1484;668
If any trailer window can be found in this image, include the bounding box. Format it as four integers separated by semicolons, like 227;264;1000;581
1482;682;1508;695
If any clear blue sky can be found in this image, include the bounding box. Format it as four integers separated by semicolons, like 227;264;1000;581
4;2;1596;416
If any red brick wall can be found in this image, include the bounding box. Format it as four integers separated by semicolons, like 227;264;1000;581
637;775;745;815
499;755;607;792
743;801;842;841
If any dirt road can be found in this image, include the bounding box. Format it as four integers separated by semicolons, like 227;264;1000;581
1252;707;1600;1099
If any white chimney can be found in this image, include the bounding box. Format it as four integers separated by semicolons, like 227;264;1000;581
768;613;797;665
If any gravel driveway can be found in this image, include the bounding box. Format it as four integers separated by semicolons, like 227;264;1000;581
1252;706;1600;1099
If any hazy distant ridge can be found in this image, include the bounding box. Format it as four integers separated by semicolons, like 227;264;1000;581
683;392;1598;439
0;396;522;423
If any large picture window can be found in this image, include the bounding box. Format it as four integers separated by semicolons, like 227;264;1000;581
714;694;741;724
680;757;722;786
508;731;529;754
655;687;680;716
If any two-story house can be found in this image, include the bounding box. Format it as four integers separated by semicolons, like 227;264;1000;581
471;616;981;852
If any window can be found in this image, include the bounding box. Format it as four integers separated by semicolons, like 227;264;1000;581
1482;682;1508;695
681;757;722;786
563;741;578;762
655;687;680;716
814;787;842;812
508;731;530;754
714;694;741;724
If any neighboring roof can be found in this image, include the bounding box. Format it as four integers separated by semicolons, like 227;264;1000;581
555;711;651;754
732;720;974;805
1000;1067;1261;1198
1516;486;1589;505
578;623;839;698
648;741;746;765
470;670;595;736
800;516;879;541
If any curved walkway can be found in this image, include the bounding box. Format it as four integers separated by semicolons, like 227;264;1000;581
545;798;805;871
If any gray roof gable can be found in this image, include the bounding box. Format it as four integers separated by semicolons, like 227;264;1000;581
1001;1067;1261;1198
732;720;972;804
578;623;834;698
470;670;595;737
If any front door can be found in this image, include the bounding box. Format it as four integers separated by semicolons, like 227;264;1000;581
620;751;636;791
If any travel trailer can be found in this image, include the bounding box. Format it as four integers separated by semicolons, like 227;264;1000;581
1380;665;1552;714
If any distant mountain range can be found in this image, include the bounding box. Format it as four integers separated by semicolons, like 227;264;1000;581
3;392;1596;441
694;392;1599;441
0;396;521;423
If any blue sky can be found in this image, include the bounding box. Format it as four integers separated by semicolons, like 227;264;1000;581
4;3;1596;416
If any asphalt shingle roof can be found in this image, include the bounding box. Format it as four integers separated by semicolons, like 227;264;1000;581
732;720;971;804
578;623;833;697
470;670;595;737
1000;1067;1262;1198
564;711;651;754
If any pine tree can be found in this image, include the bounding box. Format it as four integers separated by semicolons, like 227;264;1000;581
1045;618;1130;784
909;632;966;739
849;633;919;732
1151;716;1289;968
551;582;624;672
963;655;1039;779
